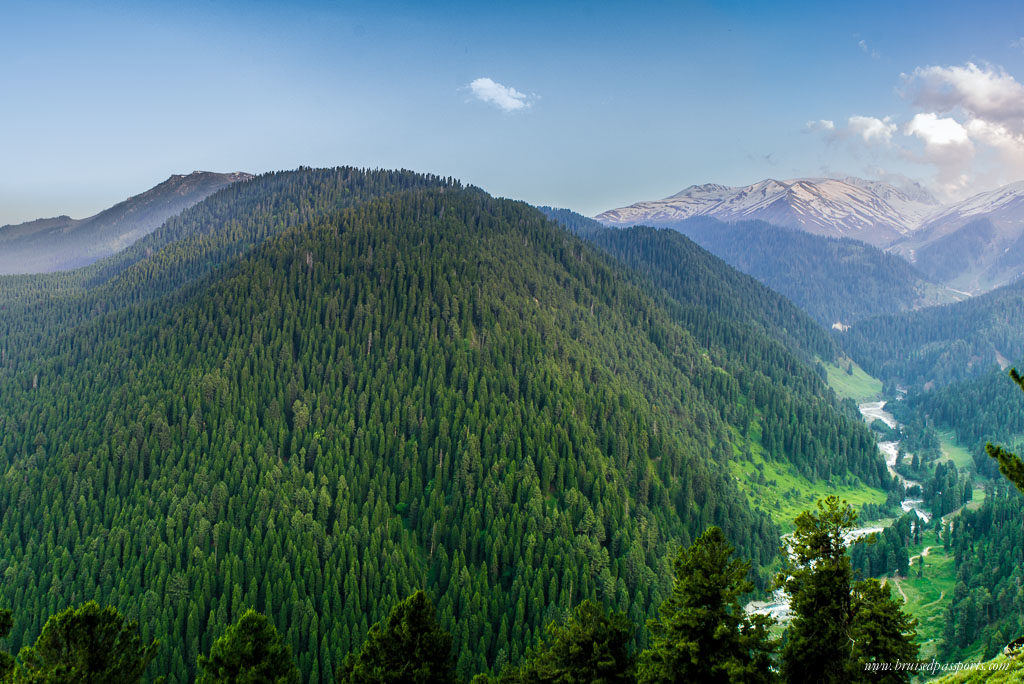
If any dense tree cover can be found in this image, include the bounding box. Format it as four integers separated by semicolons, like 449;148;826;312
839;278;1024;389
198;609;299;683
850;514;914;580
495;599;635;684
584;226;889;486
14;601;158;683
778;497;918;684
0;168;460;369
896;365;1024;481
0;169;893;681
587;226;837;363
0;610;13;681
638;526;774;684
933;368;1024;663
664;217;945;327
848;579;920;684
535;207;605;239
985;368;1024;495
939;483;1024;661
339;590;455;683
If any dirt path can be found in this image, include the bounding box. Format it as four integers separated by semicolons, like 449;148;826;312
885;578;909;604
910;546;932;563
921;590;946;611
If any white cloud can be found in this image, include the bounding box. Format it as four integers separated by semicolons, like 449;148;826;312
848;115;896;144
806;62;1024;199
858;39;880;60
467;77;532;112
804;119;835;132
904;62;1024;133
903;113;975;198
904;113;971;146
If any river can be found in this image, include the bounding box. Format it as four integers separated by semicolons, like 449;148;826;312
745;399;931;621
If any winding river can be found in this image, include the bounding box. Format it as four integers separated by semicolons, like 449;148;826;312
745;399;931;621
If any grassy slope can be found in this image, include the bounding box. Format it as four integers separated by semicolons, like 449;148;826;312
885;529;959;662
933;653;1024;683
730;422;887;529
825;359;883;402
937;429;976;471
729;360;888;528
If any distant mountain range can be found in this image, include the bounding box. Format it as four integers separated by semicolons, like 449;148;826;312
596;177;940;247
0;171;251;274
597;177;1024;294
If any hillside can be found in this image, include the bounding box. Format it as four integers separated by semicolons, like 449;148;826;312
0;171;250;275
660;217;954;327
839;278;1024;389
0;168;890;681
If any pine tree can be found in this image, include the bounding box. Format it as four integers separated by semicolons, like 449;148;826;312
500;599;635;683
15;601;158;683
779;497;857;684
197;609;299;683
0;609;13;681
780;498;919;683
339;590;455;683
848;579;918;683
640;526;776;684
985;368;1024;494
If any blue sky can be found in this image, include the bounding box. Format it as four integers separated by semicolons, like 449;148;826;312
3;0;1024;224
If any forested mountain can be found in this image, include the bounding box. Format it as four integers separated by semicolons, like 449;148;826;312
0;167;890;681
0;171;250;275
660;217;954;326
839;278;1024;388
585;226;837;364
939;483;1024;662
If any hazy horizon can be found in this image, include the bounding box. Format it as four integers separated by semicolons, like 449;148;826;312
4;0;1024;225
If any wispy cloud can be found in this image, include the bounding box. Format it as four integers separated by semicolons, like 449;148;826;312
804;119;835;133
467;77;533;112
858;39;880;60
805;116;893;145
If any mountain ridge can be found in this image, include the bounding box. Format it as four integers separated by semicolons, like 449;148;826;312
0;170;252;274
595;176;941;247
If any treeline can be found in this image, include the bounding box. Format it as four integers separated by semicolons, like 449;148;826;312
667;216;940;326
839;278;1024;389
939;483;1024;661
905;363;1024;454
0;498;918;683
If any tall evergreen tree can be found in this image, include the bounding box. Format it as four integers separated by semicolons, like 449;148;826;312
499;600;635;684
0;609;14;681
985;368;1024;494
639;526;776;684
848;579;918;683
780;498;919;683
779;497;858;684
14;601;158;683
339;591;455;684
197;609;299;683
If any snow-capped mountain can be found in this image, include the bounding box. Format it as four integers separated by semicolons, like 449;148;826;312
888;181;1024;292
596;177;940;247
